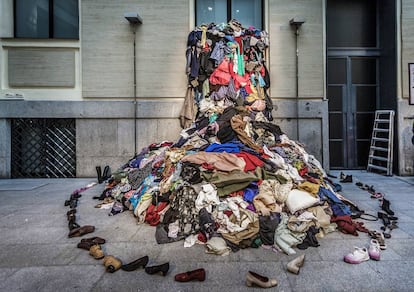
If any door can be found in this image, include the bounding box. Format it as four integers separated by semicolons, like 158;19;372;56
328;57;378;169
327;0;379;169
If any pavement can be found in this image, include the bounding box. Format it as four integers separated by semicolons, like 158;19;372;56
0;170;413;292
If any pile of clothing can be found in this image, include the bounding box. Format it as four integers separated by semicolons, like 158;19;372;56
95;20;364;256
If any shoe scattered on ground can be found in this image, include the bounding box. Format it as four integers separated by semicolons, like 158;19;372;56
68;225;95;238
340;175;353;183
103;255;122;273
246;271;277;288
344;247;369;264
89;244;105;259
145;262;170;276
287;254;305;274
121;255;149;271
368;239;380;260
174;268;206;282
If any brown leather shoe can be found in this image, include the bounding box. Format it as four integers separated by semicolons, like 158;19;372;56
174;268;206;282
81;236;106;245
68;225;95;238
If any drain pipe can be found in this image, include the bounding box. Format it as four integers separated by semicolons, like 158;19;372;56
124;12;143;156
290;18;305;141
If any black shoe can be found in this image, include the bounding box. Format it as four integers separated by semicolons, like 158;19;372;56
102;165;111;181
381;198;395;216
68;220;80;231
145;262;169;276
340;175;353;183
96;166;103;184
121;255;149;271
378;211;391;226
69;199;78;209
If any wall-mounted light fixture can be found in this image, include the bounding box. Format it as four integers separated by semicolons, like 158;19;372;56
124;12;143;156
290;17;305;141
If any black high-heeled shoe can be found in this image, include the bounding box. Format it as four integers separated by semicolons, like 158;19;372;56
381;198;395;216
145;262;169;276
121;255;149;271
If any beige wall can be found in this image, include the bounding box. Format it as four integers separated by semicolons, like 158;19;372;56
81;0;189;98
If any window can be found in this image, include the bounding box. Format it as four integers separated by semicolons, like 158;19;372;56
14;0;79;39
196;0;263;30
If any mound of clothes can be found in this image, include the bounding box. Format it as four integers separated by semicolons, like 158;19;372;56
94;20;367;255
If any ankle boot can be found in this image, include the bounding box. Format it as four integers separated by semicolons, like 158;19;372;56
121;255;149;271
145;262;169;276
381;198;394;216
102;165;111;181
287;254;305;274
96;166;103;184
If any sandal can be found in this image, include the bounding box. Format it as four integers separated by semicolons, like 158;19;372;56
370;192;383;199
369;230;387;250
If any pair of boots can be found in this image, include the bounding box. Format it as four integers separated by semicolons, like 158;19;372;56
96;165;111;184
287;254;305;274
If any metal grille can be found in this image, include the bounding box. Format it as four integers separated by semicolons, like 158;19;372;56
11;119;76;178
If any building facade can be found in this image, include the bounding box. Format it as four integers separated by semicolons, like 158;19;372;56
0;0;413;178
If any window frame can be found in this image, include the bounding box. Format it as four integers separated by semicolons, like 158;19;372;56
13;0;79;39
195;0;264;30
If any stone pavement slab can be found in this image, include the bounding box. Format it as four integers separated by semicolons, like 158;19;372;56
0;171;413;291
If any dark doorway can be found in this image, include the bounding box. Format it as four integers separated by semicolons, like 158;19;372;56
326;0;397;169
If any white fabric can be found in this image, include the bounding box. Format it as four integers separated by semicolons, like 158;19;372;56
286;189;320;213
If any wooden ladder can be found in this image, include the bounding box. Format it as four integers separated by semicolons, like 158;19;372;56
367;110;395;176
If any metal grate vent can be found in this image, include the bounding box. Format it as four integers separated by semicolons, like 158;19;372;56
11;119;76;178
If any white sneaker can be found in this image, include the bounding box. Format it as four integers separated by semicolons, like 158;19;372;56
344;247;370;264
368;239;381;260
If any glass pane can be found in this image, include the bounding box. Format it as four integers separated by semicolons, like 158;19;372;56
329;113;343;139
356;113;374;139
329;141;344;168
327;0;377;47
352;58;377;84
231;0;262;29
54;0;79;39
356;86;376;111
328;86;343;111
328;58;346;84
196;0;227;26
15;0;49;38
356;141;369;167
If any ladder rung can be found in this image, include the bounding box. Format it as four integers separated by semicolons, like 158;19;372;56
367;164;388;172
369;155;388;162
370;146;388;152
373;128;389;132
372;137;389;142
375;119;390;123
